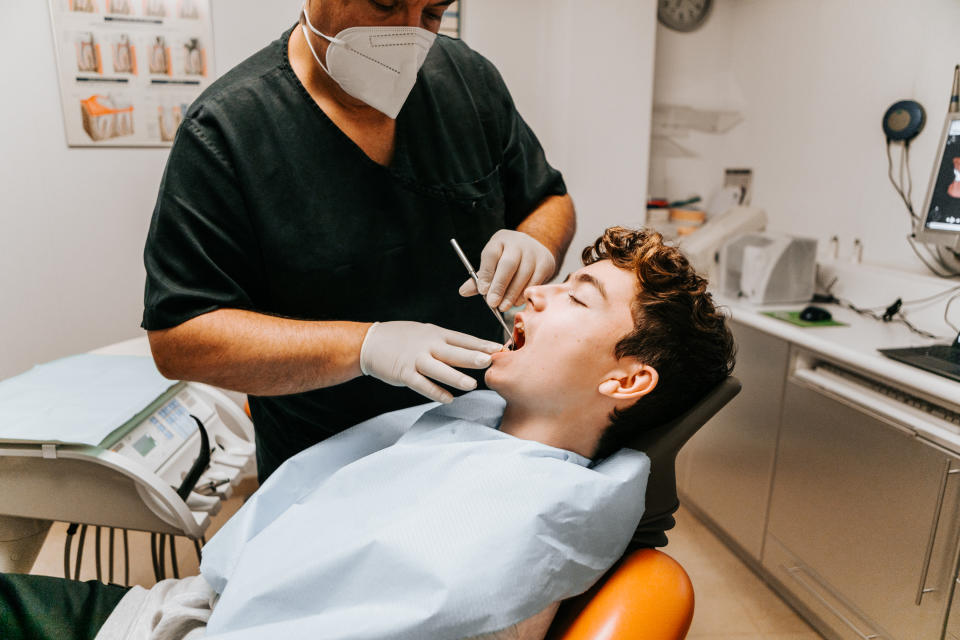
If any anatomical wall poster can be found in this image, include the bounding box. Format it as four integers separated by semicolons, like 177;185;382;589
49;0;215;147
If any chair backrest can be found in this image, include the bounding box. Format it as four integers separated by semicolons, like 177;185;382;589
546;548;695;640
545;379;740;639
624;376;742;547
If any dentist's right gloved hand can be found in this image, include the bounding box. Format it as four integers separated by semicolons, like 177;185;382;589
359;321;502;404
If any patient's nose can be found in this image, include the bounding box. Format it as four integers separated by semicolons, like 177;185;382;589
524;286;545;311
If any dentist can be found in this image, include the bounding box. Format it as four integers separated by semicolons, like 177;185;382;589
143;0;575;481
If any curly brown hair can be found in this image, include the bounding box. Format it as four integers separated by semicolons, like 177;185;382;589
583;227;736;460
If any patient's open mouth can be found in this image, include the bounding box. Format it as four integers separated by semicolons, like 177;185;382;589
512;317;526;350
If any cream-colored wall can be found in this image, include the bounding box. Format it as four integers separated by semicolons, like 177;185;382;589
463;0;659;277
0;1;301;381
1;1;656;382
650;0;960;272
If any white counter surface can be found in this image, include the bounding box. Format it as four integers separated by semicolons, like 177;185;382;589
722;294;960;452
722;297;960;406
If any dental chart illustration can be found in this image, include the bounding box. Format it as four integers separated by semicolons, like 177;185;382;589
182;38;206;76
157;103;184;142
70;0;96;12
75;32;100;73
81;94;134;141
111;34;135;74
50;0;214;146
149;36;170;75
107;0;131;15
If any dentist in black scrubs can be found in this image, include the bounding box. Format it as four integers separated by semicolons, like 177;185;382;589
143;0;575;482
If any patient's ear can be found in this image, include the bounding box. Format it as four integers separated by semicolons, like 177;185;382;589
597;362;659;400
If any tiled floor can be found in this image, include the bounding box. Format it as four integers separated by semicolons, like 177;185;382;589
668;506;824;639
30;488;822;639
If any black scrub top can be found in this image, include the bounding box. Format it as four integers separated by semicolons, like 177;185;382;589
142;28;567;481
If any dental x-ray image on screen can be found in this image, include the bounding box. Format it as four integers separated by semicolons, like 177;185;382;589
918;116;960;246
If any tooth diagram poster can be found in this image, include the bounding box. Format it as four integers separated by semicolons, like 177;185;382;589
49;0;215;147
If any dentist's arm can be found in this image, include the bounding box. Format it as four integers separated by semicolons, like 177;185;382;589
148;310;500;403
459;194;576;311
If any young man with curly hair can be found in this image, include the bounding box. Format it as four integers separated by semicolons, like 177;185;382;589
1;228;734;640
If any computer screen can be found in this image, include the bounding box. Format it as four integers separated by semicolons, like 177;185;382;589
916;114;960;248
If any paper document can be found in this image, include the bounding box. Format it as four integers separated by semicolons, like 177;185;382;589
0;354;175;446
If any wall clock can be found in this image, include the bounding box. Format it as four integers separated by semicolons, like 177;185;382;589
658;0;712;32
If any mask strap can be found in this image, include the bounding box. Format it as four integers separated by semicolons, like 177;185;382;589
301;2;345;43
300;2;345;75
301;24;331;76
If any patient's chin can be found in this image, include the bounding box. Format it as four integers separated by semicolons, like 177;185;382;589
483;366;510;395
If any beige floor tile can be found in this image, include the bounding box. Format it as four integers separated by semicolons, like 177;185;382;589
667;506;823;639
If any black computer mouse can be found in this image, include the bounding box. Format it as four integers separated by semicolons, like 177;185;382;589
799;305;832;322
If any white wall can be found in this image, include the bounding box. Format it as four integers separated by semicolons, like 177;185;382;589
649;0;960;272
462;0;658;277
0;0;656;381
0;1;301;380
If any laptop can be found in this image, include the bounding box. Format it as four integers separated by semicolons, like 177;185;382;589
879;331;960;383
877;113;960;382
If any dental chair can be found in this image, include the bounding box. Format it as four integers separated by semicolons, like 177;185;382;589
241;377;741;639
546;376;742;640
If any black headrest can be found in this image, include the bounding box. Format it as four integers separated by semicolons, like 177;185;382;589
626;376;742;548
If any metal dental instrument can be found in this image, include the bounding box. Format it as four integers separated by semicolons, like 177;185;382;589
449;238;514;348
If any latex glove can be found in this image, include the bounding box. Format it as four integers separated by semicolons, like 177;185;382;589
359;321;502;404
458;230;556;312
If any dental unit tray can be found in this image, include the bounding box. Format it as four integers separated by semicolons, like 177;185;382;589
0;374;255;555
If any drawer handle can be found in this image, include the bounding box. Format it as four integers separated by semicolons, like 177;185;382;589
784;565;880;639
916;463;960;605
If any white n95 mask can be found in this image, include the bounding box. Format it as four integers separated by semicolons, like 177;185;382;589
301;4;436;119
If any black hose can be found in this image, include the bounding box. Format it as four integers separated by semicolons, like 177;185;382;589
158;531;166;580
64;523;78;579
123;529;130;586
150;532;160;581
74;525;87;581
169;535;180;579
108;528;115;584
94;526;102;582
176;416;211;501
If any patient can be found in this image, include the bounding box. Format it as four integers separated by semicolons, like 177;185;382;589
0;228;734;640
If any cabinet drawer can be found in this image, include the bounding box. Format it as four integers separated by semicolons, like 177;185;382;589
764;533;884;640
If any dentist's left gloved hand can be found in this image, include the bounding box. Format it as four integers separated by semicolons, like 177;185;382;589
458;230;556;312
359;321;502;404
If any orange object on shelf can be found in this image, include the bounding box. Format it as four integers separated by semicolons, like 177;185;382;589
669;208;706;224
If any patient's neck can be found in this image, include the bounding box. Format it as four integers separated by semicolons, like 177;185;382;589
499;401;608;460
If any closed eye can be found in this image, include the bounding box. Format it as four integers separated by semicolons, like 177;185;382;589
568;293;587;307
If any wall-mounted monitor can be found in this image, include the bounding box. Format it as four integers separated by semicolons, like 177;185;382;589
915;113;960;250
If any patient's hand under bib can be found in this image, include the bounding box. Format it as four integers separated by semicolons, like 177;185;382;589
200;391;649;640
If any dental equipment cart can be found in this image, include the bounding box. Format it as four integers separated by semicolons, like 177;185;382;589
0;352;255;578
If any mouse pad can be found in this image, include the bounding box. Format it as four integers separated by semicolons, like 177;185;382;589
762;310;847;328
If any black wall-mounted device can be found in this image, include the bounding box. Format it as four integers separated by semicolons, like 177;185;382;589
883;100;926;142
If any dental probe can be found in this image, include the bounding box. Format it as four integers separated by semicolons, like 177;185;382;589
449;238;515;348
